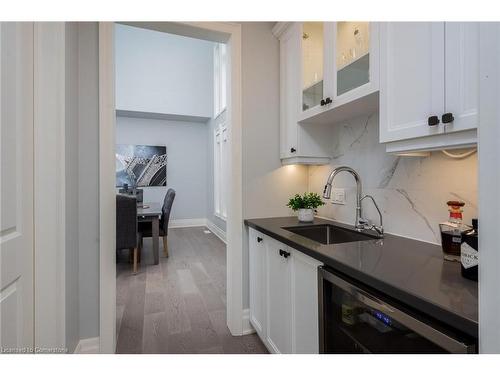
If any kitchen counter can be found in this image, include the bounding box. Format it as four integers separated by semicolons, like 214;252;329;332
245;216;478;338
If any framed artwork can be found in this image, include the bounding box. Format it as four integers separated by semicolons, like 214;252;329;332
116;144;167;187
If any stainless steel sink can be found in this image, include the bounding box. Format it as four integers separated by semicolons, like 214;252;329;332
283;224;377;245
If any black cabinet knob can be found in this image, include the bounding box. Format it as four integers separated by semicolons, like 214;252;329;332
324;97;332;105
320;99;326;106
279;249;290;258
428;115;440;126
442;112;454;124
257;237;263;243
290;147;296;153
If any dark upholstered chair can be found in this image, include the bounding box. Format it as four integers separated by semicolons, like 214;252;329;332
116;194;140;273
139;188;176;258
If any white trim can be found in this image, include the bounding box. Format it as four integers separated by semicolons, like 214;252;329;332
33;22;66;351
478;22;500;354
281;156;331;166
74;337;100;354
242;308;256;335
168;218;207;228
272;22;293;38
98;22;117;354
99;22;245;352
206;220;227;244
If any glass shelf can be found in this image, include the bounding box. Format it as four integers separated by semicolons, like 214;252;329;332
336;22;370;96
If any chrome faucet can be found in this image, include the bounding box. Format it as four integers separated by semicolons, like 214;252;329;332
323;166;384;237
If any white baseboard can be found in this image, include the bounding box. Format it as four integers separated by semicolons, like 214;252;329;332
206;220;227;243
169;218;207;228
74;336;100;354
242;308;256;335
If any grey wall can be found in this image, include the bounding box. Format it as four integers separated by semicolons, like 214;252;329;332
77;23;100;340
308;113;478;244
241;22;309;308
116;116;209;221
65;22;80;353
115;24;214;118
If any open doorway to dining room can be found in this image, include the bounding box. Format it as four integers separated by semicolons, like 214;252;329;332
105;22;266;353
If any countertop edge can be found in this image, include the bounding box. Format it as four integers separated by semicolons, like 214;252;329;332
245;218;478;339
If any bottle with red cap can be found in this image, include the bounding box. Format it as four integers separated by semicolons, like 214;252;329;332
439;201;471;261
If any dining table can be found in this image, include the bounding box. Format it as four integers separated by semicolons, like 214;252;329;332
137;202;162;265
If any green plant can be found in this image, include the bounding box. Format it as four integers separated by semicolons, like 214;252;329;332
287;192;325;211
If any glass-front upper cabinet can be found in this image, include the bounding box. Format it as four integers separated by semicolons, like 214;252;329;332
335;22;370;96
301;22;325;112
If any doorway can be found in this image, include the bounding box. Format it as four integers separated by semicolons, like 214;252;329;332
99;22;248;353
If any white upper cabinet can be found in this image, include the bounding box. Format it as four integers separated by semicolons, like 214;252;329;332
444;22;479;134
380;22;479;153
298;22;380;125
276;23;332;165
380;23;446;143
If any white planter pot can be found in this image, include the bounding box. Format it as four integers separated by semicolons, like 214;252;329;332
298;208;314;223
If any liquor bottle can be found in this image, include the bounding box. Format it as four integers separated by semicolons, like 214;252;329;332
439;201;471;261
461;219;478;281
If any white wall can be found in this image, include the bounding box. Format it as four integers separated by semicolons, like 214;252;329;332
116;116;209;221
308;113;478;244
241;22;309;309
115;24;214;118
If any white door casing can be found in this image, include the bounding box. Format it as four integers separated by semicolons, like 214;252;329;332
0;22;35;352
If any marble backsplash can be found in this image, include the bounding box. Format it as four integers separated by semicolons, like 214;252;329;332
308;113;478;245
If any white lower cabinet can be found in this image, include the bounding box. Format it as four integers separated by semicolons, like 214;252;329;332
248;228;323;354
248;228;266;338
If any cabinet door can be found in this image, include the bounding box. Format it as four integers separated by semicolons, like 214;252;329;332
248;228;266;338
266;238;292;354
333;22;378;99
444;22;479;134
291;250;322;354
280;23;300;158
380;22;445;143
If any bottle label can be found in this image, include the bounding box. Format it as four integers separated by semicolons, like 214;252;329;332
461;242;478;269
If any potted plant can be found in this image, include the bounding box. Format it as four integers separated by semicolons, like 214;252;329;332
287;192;325;222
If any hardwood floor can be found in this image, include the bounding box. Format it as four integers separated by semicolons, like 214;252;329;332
116;226;268;354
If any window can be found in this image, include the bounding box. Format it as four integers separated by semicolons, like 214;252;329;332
214;122;228;219
214;43;227;117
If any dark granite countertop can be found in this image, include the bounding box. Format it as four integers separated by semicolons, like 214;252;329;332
245;216;478;338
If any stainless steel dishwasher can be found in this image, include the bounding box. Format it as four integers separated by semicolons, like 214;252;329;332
318;267;477;354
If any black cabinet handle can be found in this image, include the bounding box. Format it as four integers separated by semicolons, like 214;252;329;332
428;115;440;126
257;237;263;243
279;249;290;258
442;112;454;124
290;147;296;153
324;97;332;105
320;99;326;106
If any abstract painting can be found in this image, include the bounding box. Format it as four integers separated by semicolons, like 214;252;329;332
116;144;167;187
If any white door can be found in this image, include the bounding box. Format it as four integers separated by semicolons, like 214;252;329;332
265;237;292;354
279;23;300;158
248;229;266;338
0;23;34;352
291;250;322;354
380;22;445;143
444;22;479;134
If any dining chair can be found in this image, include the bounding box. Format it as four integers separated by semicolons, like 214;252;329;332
139;188;176;258
116;194;141;274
